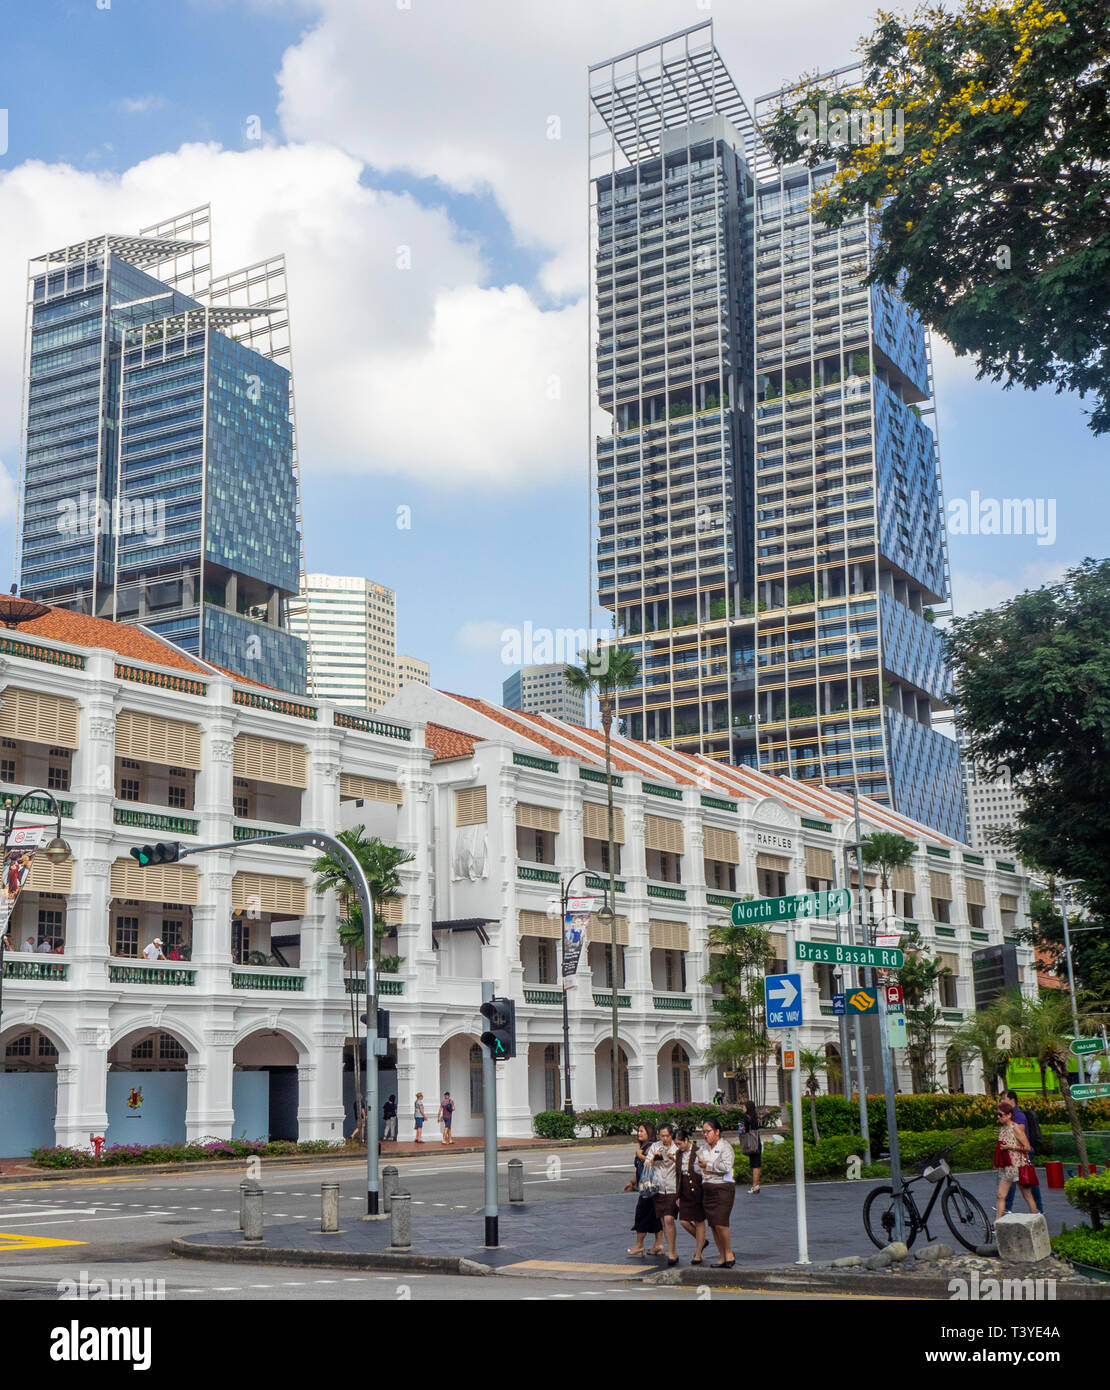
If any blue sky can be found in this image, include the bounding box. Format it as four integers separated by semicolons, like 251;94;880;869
0;0;1102;704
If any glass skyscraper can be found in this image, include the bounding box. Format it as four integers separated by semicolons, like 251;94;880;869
589;25;966;840
18;205;307;694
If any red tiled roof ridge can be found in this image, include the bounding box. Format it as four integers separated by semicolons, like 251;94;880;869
439;693;644;772
425;721;482;762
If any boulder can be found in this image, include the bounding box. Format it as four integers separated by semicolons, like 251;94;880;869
865;1251;893;1269
832;1256;864;1268
883;1241;909;1262
994;1213;1052;1263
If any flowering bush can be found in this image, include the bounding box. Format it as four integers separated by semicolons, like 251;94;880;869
28;1138;344;1168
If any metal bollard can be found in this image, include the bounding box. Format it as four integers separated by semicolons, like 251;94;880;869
507;1157;524;1204
389;1191;412;1250
382;1164;399;1214
242;1184;264;1243
240;1179;259;1231
321;1182;339;1234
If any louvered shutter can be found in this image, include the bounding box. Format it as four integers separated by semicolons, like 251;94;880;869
999;894;1019;912
965;877;986;907
644;814;685;854
516;803;560;832
234;734;307;788
649;920;690;952
110;859;199;905
455;786;488;826
804;846;834;880
704;827;739;863
930;871;953;901
582;801;625;844
27;857;75;894
0;688;79;749
519;910;560;940
757;852;792;873
340;774;403;804
116;710;202;770
891;865;916;892
231;872;307;916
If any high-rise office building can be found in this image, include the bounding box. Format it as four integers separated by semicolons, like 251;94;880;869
589;24;966;839
291;574;428;711
17;205;307;694
396;653;431;692
503;664;587;724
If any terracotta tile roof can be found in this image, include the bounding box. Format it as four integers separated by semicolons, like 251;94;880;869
425;722;481;762
439;692;645;773
14;607;214;675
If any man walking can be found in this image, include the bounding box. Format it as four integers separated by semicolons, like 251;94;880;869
382;1094;398;1143
438;1091;455;1145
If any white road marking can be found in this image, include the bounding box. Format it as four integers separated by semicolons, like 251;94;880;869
0;1212;171;1227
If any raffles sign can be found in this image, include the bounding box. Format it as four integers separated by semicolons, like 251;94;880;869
755;831;794;854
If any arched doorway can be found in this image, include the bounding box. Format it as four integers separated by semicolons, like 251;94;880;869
658;1042;691;1104
107;1028;190;1144
527;1041;561;1114
1;1025;60;1155
433;1034;483;1139
234;1030;302;1141
946;1047;965;1095
595;1039;629;1109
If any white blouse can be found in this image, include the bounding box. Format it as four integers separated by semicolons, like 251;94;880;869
646;1141;678;1194
698;1137;735;1185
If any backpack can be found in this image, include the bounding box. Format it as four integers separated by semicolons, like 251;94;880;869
1024;1107;1046;1155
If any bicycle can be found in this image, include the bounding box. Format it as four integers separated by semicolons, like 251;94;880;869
862;1144;993;1252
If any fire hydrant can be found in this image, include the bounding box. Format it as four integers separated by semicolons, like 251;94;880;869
90;1135;105;1159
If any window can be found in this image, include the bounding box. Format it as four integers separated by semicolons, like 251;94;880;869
537;938;555;985
932;897;951;923
1;759;15;783
671;1044;691;1104
232;920;250;963
159;1034;186;1060
815;962;836;1000
233;794;250;818
758;868;788;897
162;919;186;953
604;944;626;988
939;973;958;1008
543;1043;561;1112
36;908;64;950
113;916;139;957
47;761;70;791
119;779;141;802
167;785;187;809
663;949;686;992
131;1038;155;1059
5;1033;31;1057
469;1042;485;1116
968;903;984;930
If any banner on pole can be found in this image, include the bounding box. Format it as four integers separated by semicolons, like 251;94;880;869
0;825;48;934
562;897;595;979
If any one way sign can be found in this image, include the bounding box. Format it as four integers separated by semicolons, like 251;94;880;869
765;972;803;1029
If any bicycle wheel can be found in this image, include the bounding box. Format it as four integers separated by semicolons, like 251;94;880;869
942;1183;992;1252
863;1185;921;1249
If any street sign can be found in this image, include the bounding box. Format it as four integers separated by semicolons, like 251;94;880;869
731;889;851;926
832;993;846;1016
765;972;803;1029
782;1048;798;1071
1070;1037;1106;1057
795;939;904;970
846;988;877;1015
888;1011;908;1048
1070;1084;1110;1100
885;984;903;1007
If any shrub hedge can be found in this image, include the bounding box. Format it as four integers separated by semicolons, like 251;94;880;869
1065;1172;1110;1229
1051;1226;1110;1272
733;1127;1001;1183
534;1103;781;1140
29;1138;343;1168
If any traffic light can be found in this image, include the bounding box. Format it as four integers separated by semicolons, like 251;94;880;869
129;842;181;867
358;1009;390;1038
479;996;516;1060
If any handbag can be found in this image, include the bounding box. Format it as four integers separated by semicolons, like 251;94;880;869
740;1128;760;1156
638;1176;660;1197
1017;1162;1038;1187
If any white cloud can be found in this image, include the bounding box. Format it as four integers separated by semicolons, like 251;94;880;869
0;142;583;490
953;560;1070;618
114;96;168;116
456;619;512;653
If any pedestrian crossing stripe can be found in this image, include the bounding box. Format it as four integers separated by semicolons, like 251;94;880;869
0;1232;87;1251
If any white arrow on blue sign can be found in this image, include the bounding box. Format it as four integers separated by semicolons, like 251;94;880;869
765;972;803;1029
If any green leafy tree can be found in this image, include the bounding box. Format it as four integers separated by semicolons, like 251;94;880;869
862;832;917;931
799;1048;827;1143
945;559;1110;933
1020;887;1110;1003
702;920;774;1107
313;828;414;1130
760;0;1110;434
898;942;951;1092
950;1000;1013;1094
565;645;640;1105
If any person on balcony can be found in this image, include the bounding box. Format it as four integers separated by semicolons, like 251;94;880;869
142;938;165;962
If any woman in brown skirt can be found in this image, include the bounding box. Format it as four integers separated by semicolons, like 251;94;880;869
673;1126;708;1265
645;1121;680;1267
697;1116;736;1268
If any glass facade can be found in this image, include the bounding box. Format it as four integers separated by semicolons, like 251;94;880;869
590;27;966;838
19;222;307;695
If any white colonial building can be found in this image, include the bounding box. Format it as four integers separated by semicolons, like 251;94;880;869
0;610;1036;1155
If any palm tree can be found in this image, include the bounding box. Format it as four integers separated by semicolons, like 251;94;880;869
313;828;414;1136
1006;989;1108;1174
898;944;951;1092
799;1049;827;1143
565;645;639;1106
950;1002;1012;1094
702;919;774;1106
861;831;916;932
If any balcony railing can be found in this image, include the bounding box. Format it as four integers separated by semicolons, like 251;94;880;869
700;795;737;812
647;883;686;901
4;958;67;981
642;783;682;800
518;865;560;884
653;993;692;1011
585;874;626;893
233;822;287;841
114;806;199;835
333;711;411;740
524;988;562;1005
706;893;741;909
344;975;405;996
513;752;558;774
1;790;75;819
593;992;631;1008
232;971;306;992
109;964;196;986
233;688;317;720
0;634;85;669
116;662;205;696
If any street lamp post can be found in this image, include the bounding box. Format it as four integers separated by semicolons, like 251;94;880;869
0;788;74;1033
548;870;595;1116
